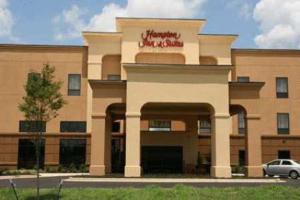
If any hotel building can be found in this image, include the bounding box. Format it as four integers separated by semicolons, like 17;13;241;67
0;18;299;177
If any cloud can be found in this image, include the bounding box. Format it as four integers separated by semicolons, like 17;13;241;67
85;3;127;32
53;0;207;40
0;0;16;41
53;5;87;40
226;0;253;20
254;0;300;48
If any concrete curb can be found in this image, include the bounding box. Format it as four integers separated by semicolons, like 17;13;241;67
65;177;286;183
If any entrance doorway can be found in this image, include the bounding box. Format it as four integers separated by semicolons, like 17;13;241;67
142;146;183;174
111;137;125;173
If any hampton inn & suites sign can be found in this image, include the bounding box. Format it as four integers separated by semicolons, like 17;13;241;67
139;30;184;48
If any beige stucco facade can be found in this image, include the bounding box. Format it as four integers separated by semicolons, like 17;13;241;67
1;17;300;178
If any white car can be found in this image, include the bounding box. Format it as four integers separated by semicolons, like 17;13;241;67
263;159;300;179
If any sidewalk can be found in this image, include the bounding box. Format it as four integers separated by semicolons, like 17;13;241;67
0;173;88;180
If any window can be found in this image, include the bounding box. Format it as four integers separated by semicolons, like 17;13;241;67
19;121;46;132
238;112;246;134
60;121;86;133
277;113;289;134
18;139;45;169
112;122;121;132
282;160;292;165
237;76;250;82
149;120;171;132
68;74;81;96
199;120;211;134
107;74;121;81
60;139;86;168
276;77;288;98
278;150;290;159
268;160;280;166
239;150;246;166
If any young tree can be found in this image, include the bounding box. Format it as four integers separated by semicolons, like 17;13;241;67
19;64;66;200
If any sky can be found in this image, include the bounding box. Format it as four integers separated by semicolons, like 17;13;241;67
0;0;300;49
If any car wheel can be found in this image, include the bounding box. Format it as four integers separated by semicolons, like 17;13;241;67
289;171;299;179
263;169;267;177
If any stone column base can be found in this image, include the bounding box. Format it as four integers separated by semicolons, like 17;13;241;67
125;165;141;177
89;165;105;176
246;166;263;177
210;166;232;178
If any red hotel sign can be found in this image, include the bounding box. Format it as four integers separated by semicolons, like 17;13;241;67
139;30;184;48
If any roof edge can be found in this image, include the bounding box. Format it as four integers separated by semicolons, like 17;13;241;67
233;48;300;53
0;43;86;49
116;17;206;22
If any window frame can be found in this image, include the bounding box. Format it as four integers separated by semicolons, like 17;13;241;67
277;113;290;134
68;74;81;96
276;77;288;98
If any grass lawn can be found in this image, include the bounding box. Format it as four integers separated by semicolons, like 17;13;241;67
0;185;299;200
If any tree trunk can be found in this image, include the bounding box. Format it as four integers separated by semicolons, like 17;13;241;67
35;132;41;200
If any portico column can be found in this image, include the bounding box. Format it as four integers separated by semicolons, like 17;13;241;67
246;115;263;177
89;114;106;175
211;114;231;178
124;112;141;177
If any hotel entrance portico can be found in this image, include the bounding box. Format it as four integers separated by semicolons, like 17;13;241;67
84;18;264;178
124;63;232;178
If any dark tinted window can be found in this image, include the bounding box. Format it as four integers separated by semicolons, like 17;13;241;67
107;74;121;80
19;121;46;132
68;74;81;96
199;120;211;134
276;77;288;98
112;122;121;132
239;150;245;166
277;113;289;134
278;150;290;159
59;139;86;167
268;160;280;165
237;76;250;82
149;120;171;132
28;72;40;80
18;139;45;169
60;121;86;133
282;161;292;165
238;112;246;134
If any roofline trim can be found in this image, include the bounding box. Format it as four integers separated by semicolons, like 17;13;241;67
0;43;87;49
232;48;300;53
199;33;239;37
116;17;206;22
